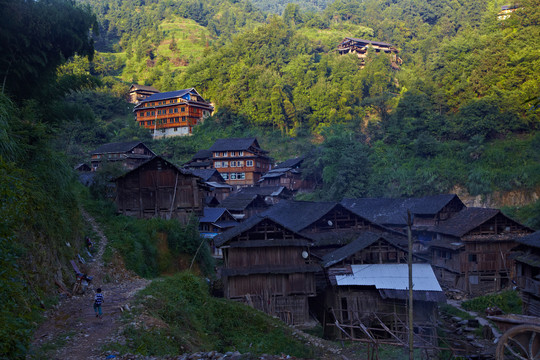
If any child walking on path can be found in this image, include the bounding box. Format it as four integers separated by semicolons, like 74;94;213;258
93;288;104;318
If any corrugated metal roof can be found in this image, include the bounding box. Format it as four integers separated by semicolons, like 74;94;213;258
335;264;442;292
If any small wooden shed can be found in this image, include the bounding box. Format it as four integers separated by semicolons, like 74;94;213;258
114;156;206;224
513;231;540;316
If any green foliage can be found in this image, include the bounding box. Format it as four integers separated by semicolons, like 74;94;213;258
503;200;540;230
83;196;214;277
109;272;316;357
462;290;522;315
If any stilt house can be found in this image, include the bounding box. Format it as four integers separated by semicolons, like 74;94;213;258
214;215;319;325
513;231;540;316
429;208;533;295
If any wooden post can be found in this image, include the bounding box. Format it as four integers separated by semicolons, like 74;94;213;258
407;210;414;360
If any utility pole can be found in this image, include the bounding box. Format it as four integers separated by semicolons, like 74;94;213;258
407;210;414;360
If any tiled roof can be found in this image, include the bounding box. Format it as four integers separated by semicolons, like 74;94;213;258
341;194;464;226
429;208;501;237
342;37;395;48
113;156;194;181
516;231;540;249
191;149;212;160
199;207;231;223
321;232;405;268
209;137;264;152
219;193;265;211
91;141;152;155
138;88;192;103
261;200;341;232
275;156;304;169
214;215;310;247
187;168;221;182
130;84;159;92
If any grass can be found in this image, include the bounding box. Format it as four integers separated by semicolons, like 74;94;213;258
105;272;318;358
462;290;522;315
438;304;475;320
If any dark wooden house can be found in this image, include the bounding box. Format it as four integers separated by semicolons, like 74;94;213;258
337;37;402;69
128;84;159;104
513;231;540;316
219;192;269;221
184;149;213;169
342;194;466;252
214;215;319;325
259;156;313;191
187;168;232;203
199;207;238;258
429;208;533;295
90;141;155;172
237;185;292;205
262;200;406;258
209;137;272;187
114;156;206;224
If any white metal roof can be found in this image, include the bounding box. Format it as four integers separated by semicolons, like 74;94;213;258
335;264;443;292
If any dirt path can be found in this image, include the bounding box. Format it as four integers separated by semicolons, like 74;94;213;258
446;299;502;339
30;209;150;359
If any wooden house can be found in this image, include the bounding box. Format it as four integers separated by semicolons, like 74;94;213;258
214;215;319;325
133;88;213;138
258;156;313;191
128;84;159;104
323;263;444;346
236;185;292;205
342;194;466;252
513;231;540;316
90;141;155;172
114;156;206;224
262;200;406;258
74;163;91;172
219;193;269;221
428;208;533;295
184;149;213;169
209;138;272;187
199;207;238;258
337;37;402;69
186;168;232;203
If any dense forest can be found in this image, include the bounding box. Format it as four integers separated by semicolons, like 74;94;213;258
0;0;539;356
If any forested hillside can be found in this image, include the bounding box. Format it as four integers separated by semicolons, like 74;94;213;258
72;0;539;215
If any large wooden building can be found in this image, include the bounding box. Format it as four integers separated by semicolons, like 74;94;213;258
90;141;155;172
428;208;533;295
214;216;319;325
258;156;313;191
209;138;272;187
134;88;213;138
114;156;206;223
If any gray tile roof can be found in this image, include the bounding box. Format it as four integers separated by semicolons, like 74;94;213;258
138;88;191;103
209;137;265;152
429;207;501;237
275;156;304;169
261;200;341;232
91;141;153;155
187;168;222;182
219;193;266;211
199;207;231;223
516;231;540;249
238;186;287;197
341;194;464;226
321;232;405;268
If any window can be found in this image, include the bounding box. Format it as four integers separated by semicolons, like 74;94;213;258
170;100;174;104
182;116;186;121
223;152;228;157
246;160;253;167
214;152;220;158
158;101;162;105
215;162;221;168
222;161;228;168
231;151;236;156
238;161;244;167
151;111;155;115
239;151;243;156
163;119;167;124
174;108;178;113
230;173;236;180
181;107;185;112
230;161;236;167
237;173;245;180
169;109;173;114
174;127;178;132
151;120;155;125
468;254;477;263
222;173;228;180
256;162;260;168
146;111;150;116
175;117;179;123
